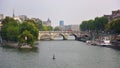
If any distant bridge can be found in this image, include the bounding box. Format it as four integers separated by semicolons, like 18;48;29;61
38;31;82;40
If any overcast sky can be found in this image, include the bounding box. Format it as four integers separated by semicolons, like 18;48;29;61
0;0;120;26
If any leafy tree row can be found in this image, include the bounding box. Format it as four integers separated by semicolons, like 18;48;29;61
106;18;120;34
80;16;108;33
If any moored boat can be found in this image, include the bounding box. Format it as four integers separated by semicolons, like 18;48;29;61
94;36;112;47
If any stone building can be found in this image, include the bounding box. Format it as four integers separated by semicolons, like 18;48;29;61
42;18;51;26
104;10;120;21
0;14;4;20
18;15;28;21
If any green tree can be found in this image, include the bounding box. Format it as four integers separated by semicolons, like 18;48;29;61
36;19;43;31
54;26;60;31
25;19;39;29
106;18;120;34
6;25;19;41
18;30;34;47
2;17;15;25
1;18;19;42
94;16;108;32
47;26;53;31
42;26;53;31
80;21;87;31
19;21;39;40
80;16;108;33
0;24;8;41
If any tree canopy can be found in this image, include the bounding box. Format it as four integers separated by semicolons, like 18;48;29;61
1;17;19;41
19;21;39;40
106;18;120;34
0;17;54;47
80;16;108;33
18;30;34;47
54;26;60;31
0;17;40;47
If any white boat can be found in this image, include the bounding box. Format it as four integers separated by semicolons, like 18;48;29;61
95;36;112;46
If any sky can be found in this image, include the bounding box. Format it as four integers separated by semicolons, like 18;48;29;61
0;0;120;26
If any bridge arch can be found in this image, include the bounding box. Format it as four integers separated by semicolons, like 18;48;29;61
70;33;78;40
59;34;67;40
39;34;50;40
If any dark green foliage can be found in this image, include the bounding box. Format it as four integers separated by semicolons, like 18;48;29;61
0;17;39;47
0;25;8;41
25;19;39;29
19;21;39;40
1;18;19;42
2;17;15;25
6;25;19;41
94;17;108;31
42;26;53;31
54;26;60;31
35;19;43;31
18;30;34;47
0;17;53;47
80;16;108;32
106;18;120;34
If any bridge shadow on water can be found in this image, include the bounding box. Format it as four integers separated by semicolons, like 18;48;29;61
40;39;76;41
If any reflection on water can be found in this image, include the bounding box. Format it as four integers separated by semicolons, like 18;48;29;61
0;41;120;68
18;47;39;53
54;36;75;40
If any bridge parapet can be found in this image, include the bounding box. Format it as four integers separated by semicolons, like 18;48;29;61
38;31;81;40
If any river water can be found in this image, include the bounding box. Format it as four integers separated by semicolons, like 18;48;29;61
0;37;120;68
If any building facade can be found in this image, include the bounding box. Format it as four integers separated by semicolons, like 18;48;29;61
59;20;64;26
70;25;80;31
104;10;120;21
0;14;4;20
59;25;80;31
18;15;28;21
0;14;4;30
14;16;22;23
31;18;41;23
42;18;51;26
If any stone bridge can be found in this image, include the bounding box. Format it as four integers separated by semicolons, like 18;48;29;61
38;31;81;40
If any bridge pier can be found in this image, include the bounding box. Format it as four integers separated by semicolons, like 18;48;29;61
75;37;78;40
63;37;67;40
50;36;54;40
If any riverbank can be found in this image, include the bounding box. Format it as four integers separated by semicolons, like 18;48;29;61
77;35;120;50
0;41;39;49
85;40;120;50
